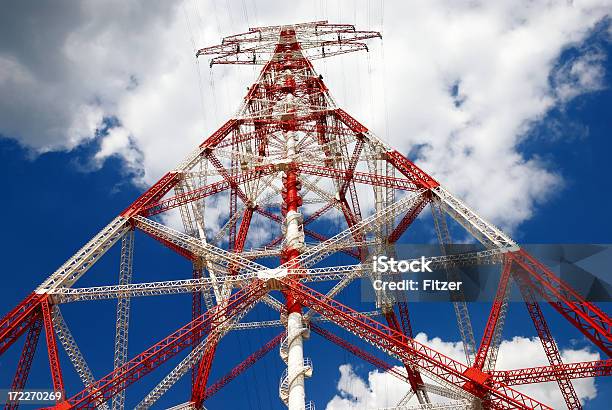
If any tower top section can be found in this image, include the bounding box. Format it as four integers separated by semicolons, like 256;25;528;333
197;20;381;67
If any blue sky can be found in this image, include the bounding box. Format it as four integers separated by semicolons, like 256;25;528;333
0;2;611;409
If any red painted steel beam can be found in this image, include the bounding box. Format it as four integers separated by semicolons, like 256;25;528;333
473;258;513;370
514;270;582;409
388;194;430;243
199;119;240;150
262;234;284;250
234;207;254;253
281;279;551;410
509;250;612;357
345;177;363;225
281;160;305;313
206;153;250;205
384;311;427;395
302;202;334;225
144;179;232;217
41;298;65;400
143;164;278;217
191;340;219;406
396;302;415;340
58;281;267;409
5;316;44;410
338;138;365;196
385;150;439;189
492;359;612;386
121;172;182;218
331;107;438;190
296;162;421;191
192;206;254;404
0;292;44;356
202;332;284;401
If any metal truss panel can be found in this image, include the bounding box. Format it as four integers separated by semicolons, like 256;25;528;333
431;186;518;251
292;189;429;269
283;279;550;410
41;298;64;399
136;292;259;410
380;399;475;410
431;199;476;365
63;281;267;408
0;292;44;356
36;217;130;293
515;270;582;409
510;249;612;357
52;306;109;410
6;316;43;410
474;259;512;370
492;359;612;385
112;231;135;410
132;216;267;274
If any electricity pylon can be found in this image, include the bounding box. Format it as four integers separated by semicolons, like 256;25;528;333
1;21;610;410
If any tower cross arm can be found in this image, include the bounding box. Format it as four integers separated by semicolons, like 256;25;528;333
197;21;381;66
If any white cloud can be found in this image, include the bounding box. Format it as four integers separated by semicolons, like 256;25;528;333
554;49;607;102
325;333;600;409
0;0;610;233
326;364;410;409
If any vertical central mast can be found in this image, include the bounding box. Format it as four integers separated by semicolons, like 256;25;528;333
276;27;310;410
196;21;383;409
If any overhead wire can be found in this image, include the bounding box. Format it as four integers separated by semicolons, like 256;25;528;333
182;2;207;129
379;0;390;143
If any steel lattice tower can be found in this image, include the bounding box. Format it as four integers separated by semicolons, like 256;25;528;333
1;21;611;410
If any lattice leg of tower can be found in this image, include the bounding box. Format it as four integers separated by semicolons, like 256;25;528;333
510;249;611;356
484;271;512;373
52;306;110;410
5;316;43;410
431;199;476;365
396;389;416;407
0;292;45;359
473;258;513;370
191;261;204;390
384;311;429;404
192;338;219;407
41;297;64;402
515;271;582;409
112;230;134;410
36;217;130;292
